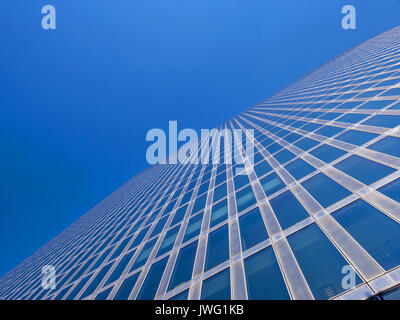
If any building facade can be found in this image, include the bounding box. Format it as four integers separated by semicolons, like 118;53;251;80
1;26;400;300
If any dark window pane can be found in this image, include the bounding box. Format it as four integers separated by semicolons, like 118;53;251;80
183;212;204;243
332;199;400;270
301;173;351;208
270;190;309;230
288;223;361;300
334;155;395;185
168;241;198;290
244;246;290;299
285;158;315;180
114;273;140;300
205;224;230;271
201;268;231;300
210;199;228;228
259;172;285;197
137;257;168;300
239;207;269;250
236;186;257;213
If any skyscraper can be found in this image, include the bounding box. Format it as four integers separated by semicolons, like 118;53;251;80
1;25;400;300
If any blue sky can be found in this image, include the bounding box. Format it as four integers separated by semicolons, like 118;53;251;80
0;0;399;277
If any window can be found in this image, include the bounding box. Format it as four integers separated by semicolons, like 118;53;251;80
310;144;346;163
66;275;91;300
288;223;361;299
130;238;157;271
337;113;368;123
137;257;168;300
270;190;309;230
336;130;378;146
150;216;169;238
114;273;140;300
244;246;290;299
332;199;400;270
192;194;207;215
259;172;285;197
254;161;272;178
238;207;268;250
368;136;400;158
213;183;227;203
210;199;228;228
171;204;188;226
362;115;400;128
301;173;351;208
285;158;315;180
201;268;231;300
236;186;257;213
81;263;113;299
294;137;319;151
334;155;395;185
168;241;198;290
157;225;180;257
274;149;296;164
130;226;150;249
378;178;400;202
105;250;135;286
234;173;250;190
183;212;204;243
315;125;343;137
205;224;230;271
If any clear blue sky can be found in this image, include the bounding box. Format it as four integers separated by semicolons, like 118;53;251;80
0;0;399;277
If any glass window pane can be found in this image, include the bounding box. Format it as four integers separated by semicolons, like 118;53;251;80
239;207;269;250
137;257;168;300
157;225;180;257
213;183;227;203
301;173;351;208
171;204;188;226
336;130;378;146
236;186;257;213
210;199;228;228
254;161;272;178
201;268;231;300
288;223;361;299
310;144;346;163
244;246;290;299
378;178;400;202
150;216;169;238
285;158;315;180
334;155;395;185
168;240;198;290
114;273;140;300
183;212;204;243
368;136;400;158
131;238;157;271
274;149;296;164
192;194;207;214
205;224;230;271
81;263;113;299
234;173;250;190
270;190;310;230
332;199;400;270
259;172;285;197
294;137;319;151
105;250;135;286
362;115;400;128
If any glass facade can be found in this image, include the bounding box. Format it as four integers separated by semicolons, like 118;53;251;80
1;26;400;300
